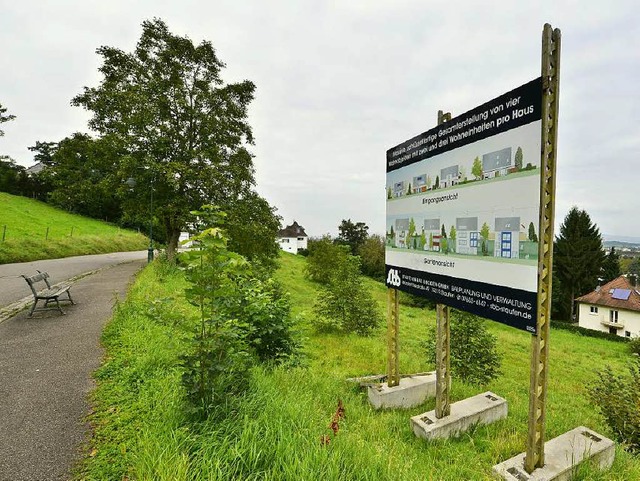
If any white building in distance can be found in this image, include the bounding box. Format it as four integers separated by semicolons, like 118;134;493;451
277;221;308;255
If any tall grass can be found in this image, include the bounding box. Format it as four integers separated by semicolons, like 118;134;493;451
78;254;640;480
0;192;148;263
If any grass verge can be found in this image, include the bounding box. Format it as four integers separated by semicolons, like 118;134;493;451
78;253;640;480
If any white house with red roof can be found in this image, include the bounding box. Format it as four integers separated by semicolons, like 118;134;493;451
277;221;308;255
576;275;640;338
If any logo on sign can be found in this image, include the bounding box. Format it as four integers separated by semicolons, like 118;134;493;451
387;269;401;287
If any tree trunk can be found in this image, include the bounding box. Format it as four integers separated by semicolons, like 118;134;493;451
569;287;575;322
163;215;182;261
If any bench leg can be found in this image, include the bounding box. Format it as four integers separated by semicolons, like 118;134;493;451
66;290;75;305
55;297;65;315
28;299;38;317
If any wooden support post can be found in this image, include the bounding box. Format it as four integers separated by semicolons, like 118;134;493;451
435;303;451;418
525;23;561;474
435;109;452;419
387;287;400;387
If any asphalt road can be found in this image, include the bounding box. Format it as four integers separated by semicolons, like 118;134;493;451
0;251;147;309
0;258;146;481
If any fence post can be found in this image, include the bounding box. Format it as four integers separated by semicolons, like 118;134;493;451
45;226;49;241
2;225;6;242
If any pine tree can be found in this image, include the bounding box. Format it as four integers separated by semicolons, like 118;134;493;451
553;207;605;321
601;247;621;284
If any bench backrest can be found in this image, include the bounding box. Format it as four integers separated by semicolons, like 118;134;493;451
22;270;53;295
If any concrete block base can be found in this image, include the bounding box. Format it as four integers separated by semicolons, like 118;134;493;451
367;373;437;409
492;426;615;481
411;391;508;440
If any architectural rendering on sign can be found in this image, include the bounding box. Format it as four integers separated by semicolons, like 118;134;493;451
385;78;543;332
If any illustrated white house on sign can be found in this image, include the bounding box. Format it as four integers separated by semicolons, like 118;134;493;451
576;275;640;338
277;221;308;255
424;218;441;251
393;181;406;198
440;165;459;188
394;218;410;248
494;217;520;259
482;147;512;179
413;174;428;193
456;217;479;255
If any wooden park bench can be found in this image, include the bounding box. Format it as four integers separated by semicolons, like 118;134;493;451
21;270;75;317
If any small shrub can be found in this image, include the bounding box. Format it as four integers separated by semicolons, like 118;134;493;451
425;310;502;385
358;234;385;281
220;277;301;364
587;356;640;452
313;255;381;335
629;337;640;356
305;236;350;284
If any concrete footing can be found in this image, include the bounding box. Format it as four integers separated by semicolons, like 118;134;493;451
411;391;508;440
492;426;615;481
367;373;437;409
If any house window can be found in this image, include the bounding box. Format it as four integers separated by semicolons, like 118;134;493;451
590;306;598;314
470;232;478;248
610;310;619;323
282;239;289;243
297;237;305;241
625;331;631;338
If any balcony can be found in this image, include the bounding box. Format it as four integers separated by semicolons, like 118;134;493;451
600;319;624;329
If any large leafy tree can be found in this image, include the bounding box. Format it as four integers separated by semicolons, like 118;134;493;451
72;18;270;259
336;219;369;255
553;207;605;320
32;133;124;221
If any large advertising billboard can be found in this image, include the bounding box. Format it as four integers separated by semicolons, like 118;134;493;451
385;78;542;333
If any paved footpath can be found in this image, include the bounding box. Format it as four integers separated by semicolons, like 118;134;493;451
0;251;147;311
0;259;146;481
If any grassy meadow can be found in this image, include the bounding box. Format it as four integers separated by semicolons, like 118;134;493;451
77;252;640;480
0;192;148;263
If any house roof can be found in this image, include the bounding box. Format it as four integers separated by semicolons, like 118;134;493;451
277;221;307;238
576;275;640;312
26;162;45;175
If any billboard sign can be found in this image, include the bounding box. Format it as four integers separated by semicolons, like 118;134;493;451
385;78;542;333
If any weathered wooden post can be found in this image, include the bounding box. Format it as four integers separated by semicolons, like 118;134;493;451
435;109;452;419
524;23;561;473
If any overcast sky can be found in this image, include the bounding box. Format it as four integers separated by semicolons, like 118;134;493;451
1;1;638;239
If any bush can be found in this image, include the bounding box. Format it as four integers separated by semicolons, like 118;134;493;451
178;207;300;419
313;255;381;335
220;277;300;364
587;356;640;452
425;310;502;385
305;236;350;284
358;234;386;281
629;337;640;356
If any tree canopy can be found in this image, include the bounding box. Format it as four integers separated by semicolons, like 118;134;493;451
336;219;369;255
553;206;605;320
601;247;621;284
72;18;277;259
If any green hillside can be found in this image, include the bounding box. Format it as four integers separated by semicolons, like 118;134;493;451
0;192;148;263
78;253;640;480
